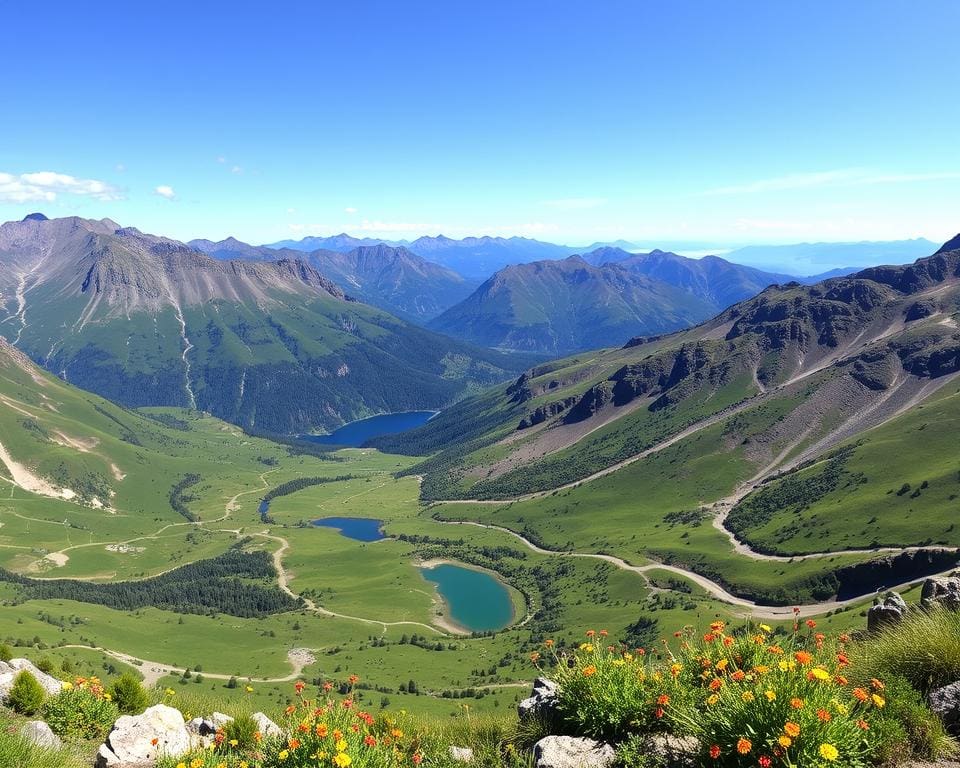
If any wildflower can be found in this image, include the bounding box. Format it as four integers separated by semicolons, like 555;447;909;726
245;686;254;693
871;678;885;691
412;755;423;765
759;757;772;768
706;694;719;705
348;674;359;685
709;744;721;759
715;658;729;672
819;743;839;761
784;722;800;738
278;752;289;762
582;665;597;677
759;624;772;632
852;687;869;702
871;693;886;708
741;691;755;702
809;667;831;682
333;754;352;767
709;678;723;691
294;681;305;694
778;736;792;748
737;737;752;755
856;719;870;730
657;694;670;706
544;639;554;647
530;652;541;663
586;630;596;638
806;619;817;628
794;650;812;665
790;697;804;709
817;708;832;722
764;689;776;702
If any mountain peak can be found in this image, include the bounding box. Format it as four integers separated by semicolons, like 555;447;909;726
936;233;960;254
22;212;48;222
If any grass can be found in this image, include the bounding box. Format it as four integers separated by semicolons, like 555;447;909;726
0;708;89;768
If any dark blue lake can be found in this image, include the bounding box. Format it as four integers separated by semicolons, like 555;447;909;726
298;410;437;448
420;563;514;633
312;516;386;542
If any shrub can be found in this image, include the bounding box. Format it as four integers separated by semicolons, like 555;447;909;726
7;670;47;715
35;656;56;674
0;642;12;662
851;605;960;693
43;676;120;740
224;714;260;750
541;621;913;767
110;672;149;715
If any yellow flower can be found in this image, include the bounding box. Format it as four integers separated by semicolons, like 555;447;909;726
706;694;719;705
872;694;886;708
579;643;594;652
61;681;73;691
764;689;776;702
715;658;729;671
778;736;792;748
810;667;831;681
190;760;203;768
741;691;755;702
759;624;772;632
245;686;254;693
333;754;352;767
176;764;187;768
819;743;839;761
165;688;176;697
278;750;289;761
336;739;348;752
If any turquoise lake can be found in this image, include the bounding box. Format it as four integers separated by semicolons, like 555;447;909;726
298;410;436;448
420;563;514;633
312;516;386;542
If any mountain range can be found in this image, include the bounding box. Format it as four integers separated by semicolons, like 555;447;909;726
191;237;476;322
427;248;800;355
0;215;530;434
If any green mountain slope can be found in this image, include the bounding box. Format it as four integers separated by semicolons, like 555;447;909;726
0;216;529;434
427;256;718;354
371;240;960;602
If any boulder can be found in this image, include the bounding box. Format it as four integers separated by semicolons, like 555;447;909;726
929;680;960;735
518;677;560;723
449;745;474;762
19;720;61;749
533;736;616;768
251;711;282;738
0;659;65;699
921;576;960;610
867;591;909;632
649;734;699;767
210;712;234;729
96;704;191;767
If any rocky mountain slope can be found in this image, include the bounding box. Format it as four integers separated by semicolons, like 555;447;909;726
0;215;529;434
427;256;717;355
192;238;476;321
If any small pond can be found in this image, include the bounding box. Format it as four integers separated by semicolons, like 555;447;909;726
312;516;386;542
298;410;437;448
420;563;514;633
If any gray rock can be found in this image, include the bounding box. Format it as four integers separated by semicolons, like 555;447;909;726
98;704;191;767
210;712;234;729
929;680;960;735
19;721;61;749
518;677;560;723
0;659;65;700
533;736;616;768
96;743;121;767
251;711;282;738
921;576;960;610
449;745;474;762
868;591;909;632
649;734;699;767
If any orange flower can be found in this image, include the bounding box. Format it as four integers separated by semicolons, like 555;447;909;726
582;665;597;677
784;722;801;738
709;745;721;760
857;719;870;730
657;694;670;706
790;697;805;709
709;677;723;691
806;619;817;628
544;639;554;647
870;678;885;691
794;650;812;665
852;688;869;702
817;708;832;722
736;738;752;755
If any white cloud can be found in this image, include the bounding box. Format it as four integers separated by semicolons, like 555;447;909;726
217;156;226;164
0;170;123;203
154;185;176;200
542;197;607;210
344;207;358;214
231;165;243;174
706;169;960;196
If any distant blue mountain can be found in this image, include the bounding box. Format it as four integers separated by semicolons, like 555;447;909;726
724;239;937;274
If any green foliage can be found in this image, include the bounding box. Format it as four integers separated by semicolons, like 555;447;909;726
169;473;203;522
615;734;667;768
0;723;85;768
224;714;261;750
7;671;47;716
0;642;13;662
43;679;119;740
262;475;359;504
867;675;956;765
0;550;301;618
851;605;960;694
34;656;56;674
110;673;149;715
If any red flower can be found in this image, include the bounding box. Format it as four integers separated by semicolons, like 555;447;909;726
759;757;772;768
709;745;721;759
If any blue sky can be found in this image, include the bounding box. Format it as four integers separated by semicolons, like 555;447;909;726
2;1;959;248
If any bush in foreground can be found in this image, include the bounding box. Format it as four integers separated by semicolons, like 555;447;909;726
110;672;149;715
540;618;954;767
43;675;119;740
7;671;47;716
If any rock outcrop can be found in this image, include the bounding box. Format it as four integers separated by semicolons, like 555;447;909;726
19;720;61;749
921;576;960;610
0;659;64;699
533;735;616;768
929;681;960;735
867;591;909;632
96;704;192;767
518;677;560;724
251;711;282;738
